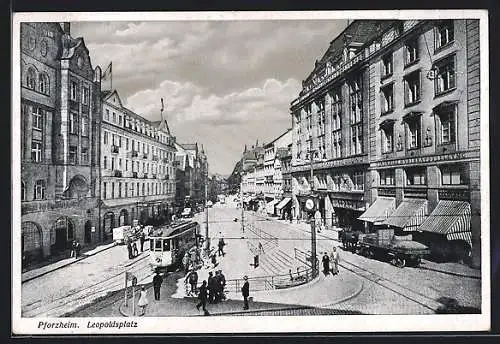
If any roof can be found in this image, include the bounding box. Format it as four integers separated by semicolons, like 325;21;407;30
418;200;471;237
264;128;293;147
358;197;395;223
381;199;428;229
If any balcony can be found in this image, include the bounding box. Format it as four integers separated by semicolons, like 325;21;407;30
152;174;157;179
143;153;148;159
132;172;138;178
163;158;169;164
152;155;159;161
113;170;122;177
143;174;148;179
130;150;138;158
112;145;119;154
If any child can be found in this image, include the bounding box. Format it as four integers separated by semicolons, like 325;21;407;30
137;285;149;316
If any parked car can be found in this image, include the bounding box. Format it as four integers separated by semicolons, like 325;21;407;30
181;207;194;218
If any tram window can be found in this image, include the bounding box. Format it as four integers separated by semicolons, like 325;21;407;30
155;239;162;251
163;239;170;251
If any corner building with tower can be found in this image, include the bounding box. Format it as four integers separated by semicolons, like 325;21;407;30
290;20;481;267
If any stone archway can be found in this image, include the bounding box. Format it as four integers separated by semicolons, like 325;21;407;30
22;221;43;265
52;217;74;253
84;220;92;244
103;212;115;241
63;175;89;199
119;209;129;226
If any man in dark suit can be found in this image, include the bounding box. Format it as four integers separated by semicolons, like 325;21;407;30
196;280;209;315
241;275;249;310
153;271;163;300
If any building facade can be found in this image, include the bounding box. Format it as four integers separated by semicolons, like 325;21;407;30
174;143;208;210
290;19;481;266
21;22;102;265
99;89;177;238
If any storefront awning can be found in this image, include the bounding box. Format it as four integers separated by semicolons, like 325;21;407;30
381;198;428;231
358;197;395;224
266;199;280;214
417;200;471;246
276;197;291;210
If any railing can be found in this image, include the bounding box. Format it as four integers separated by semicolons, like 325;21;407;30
112;145;119;154
113;170;123;177
130;150;138;158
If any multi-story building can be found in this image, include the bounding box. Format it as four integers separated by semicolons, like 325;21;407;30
21;22;101;265
174;143;208;209
275;144;293;220
100;89;177;238
290;19;481;266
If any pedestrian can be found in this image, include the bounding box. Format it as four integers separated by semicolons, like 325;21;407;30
74;241;81;259
218;235;225;257
213;270;222;303
153;271;163;300
322;252;330;276
330;246;340;275
132;242;139;257
186;269;198;295
207;271;215;303
140;232;145;252
183;253;190;274
196;280;209;315
218;270;226;301
127;241;133;259
70;240;76;258
137;285;149;316
241;275;249;310
211;253;217;268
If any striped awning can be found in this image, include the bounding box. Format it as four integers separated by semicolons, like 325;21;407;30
417;200;472;246
266;199;280;214
276;197;291;210
358;197;395;224
381;198;428;231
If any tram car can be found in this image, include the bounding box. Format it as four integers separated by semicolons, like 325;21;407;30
149;220;200;272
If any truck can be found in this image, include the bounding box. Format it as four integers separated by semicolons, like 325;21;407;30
112;225;142;245
356;228;430;268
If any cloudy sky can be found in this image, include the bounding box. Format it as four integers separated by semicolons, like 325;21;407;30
72;19;348;175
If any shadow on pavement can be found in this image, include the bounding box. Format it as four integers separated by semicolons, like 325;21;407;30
434;297;481;314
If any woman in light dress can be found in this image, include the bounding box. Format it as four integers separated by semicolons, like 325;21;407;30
137;285;149;316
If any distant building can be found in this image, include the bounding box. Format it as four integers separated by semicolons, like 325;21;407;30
174;143;208;209
99;89;177;237
20;22;101;265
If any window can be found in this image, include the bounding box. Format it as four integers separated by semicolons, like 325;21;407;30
39;73;49;94
69;146;78;164
349;77;363;155
105;109;110;121
142;183;145;196
381;84;394;114
104;131;108;145
435;55;456;95
125;183;128;198
131;183;134;196
103;182;107;199
119;182;122;198
404;71;421;106
126;138;129;150
69;112;78;134
113;112;116;123
406;167;427;185
137;182;140;196
26;68;36;89
404;38;419;66
435;20;454;49
31;140;42;162
82;87;89;105
111;157;115;170
112;183;115;198
81;115;89;136
32;107;43;130
125;160;129;171
70;81;78;101
34;180;46;200
352;171;364;191
441;165;466;185
436;105;456;145
21;181;26;201
382;54;393;78
330;91;342;159
119;158;122;169
380;124;394;153
104;156;108;169
119;115;123;126
406;117;421;149
81;147;89;164
379;169;395;185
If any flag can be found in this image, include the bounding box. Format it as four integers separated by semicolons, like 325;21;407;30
102;62;112;80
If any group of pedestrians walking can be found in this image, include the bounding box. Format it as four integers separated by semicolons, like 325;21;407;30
127;232;146;259
194;269;227;314
322;246;340;276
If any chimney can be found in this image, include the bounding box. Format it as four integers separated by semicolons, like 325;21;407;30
61;22;71;35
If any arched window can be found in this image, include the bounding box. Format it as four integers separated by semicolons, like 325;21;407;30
21;180;26;201
26;68;36;90
38;73;49;95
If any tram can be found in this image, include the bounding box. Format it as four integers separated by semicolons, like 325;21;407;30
149;220;200;272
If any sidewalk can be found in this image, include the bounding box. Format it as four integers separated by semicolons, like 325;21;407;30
22;242;117;283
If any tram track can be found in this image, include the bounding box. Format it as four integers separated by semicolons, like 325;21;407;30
22;253;153;317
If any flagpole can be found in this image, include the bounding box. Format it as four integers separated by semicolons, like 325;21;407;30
110;62;113;90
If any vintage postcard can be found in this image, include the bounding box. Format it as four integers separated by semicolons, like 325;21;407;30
12;10;490;334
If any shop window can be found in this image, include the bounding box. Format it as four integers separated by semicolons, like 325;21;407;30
435;20;454;50
434;54;456;95
34;180;46;200
379;169;395;186
405;167;427;185
440;165;467;185
404;70;421;106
